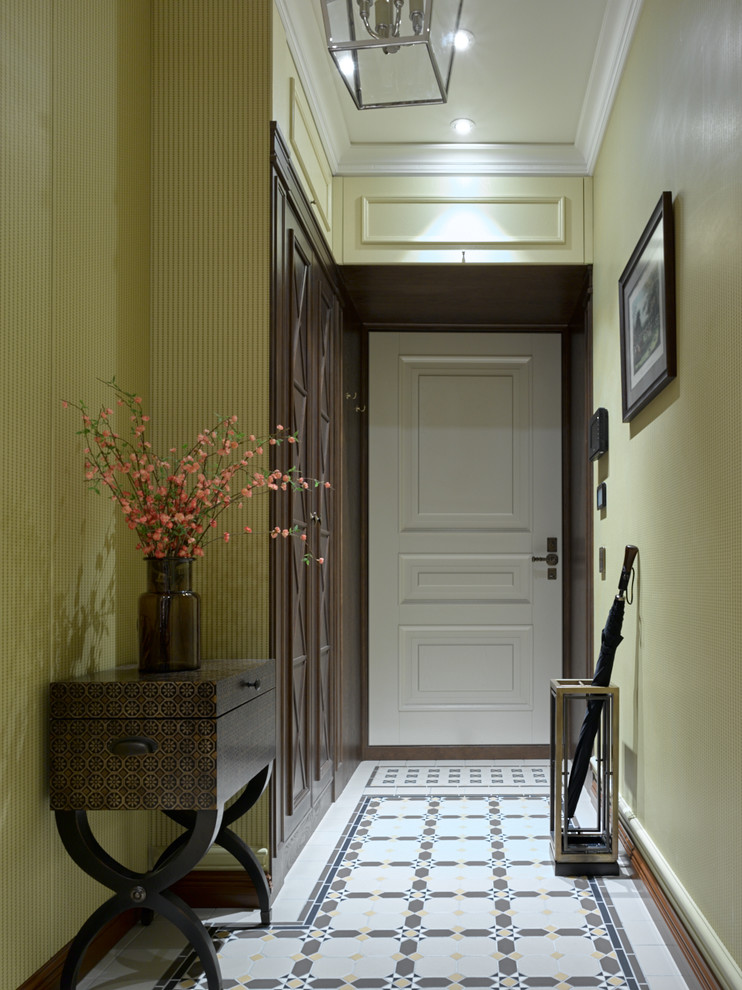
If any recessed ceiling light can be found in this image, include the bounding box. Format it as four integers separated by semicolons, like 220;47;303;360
451;118;475;135
454;29;474;51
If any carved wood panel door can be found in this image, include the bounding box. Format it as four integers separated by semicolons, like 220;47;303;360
312;271;338;805
286;227;312;831
273;203;339;852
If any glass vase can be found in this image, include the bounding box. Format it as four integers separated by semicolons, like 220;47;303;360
138;557;200;673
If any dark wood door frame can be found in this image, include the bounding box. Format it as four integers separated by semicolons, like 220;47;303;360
338;264;594;761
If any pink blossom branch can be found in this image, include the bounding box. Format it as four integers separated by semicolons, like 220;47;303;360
64;379;325;563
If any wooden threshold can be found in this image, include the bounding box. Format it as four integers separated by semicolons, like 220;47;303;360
363;744;549;761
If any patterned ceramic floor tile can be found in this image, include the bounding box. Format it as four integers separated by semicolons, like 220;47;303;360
156;792;649;990
368;764;550;791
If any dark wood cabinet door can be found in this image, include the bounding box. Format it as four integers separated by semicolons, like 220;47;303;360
271;179;340;855
270;124;363;890
311;270;339;804
286;227;312;823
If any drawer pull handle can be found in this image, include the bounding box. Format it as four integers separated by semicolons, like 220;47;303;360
108;735;158;757
241;678;261;690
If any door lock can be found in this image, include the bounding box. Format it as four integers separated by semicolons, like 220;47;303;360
532;537;559;577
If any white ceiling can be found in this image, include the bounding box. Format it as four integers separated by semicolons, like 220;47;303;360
275;0;644;175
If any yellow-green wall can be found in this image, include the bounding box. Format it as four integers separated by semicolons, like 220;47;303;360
593;0;741;980
2;2;274;984
1;1;151;985
146;0;273;865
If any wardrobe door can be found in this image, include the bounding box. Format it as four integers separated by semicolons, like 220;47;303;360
311;270;340;806
270;125;356;884
284;225;313;831
273;209;340;851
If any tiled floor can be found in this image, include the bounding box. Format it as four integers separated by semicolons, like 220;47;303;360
79;762;702;990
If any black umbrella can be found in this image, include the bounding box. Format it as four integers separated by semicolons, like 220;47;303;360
566;545;638;820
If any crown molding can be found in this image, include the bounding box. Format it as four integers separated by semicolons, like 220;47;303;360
334;143;589;176
275;0;641;177
575;0;645;173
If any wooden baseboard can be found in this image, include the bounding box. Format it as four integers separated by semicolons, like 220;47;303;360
617;820;723;990
22;871;260;990
362;744;549;761
18;910;138;990
170;869;261;909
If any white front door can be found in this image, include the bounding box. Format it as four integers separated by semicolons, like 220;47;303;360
368;332;562;746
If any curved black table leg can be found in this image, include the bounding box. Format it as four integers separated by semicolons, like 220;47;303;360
218;764;272;923
142;889;222;989
55;808;224;990
214;827;271;924
60;892;132;990
156;765;274;925
140;829;193;927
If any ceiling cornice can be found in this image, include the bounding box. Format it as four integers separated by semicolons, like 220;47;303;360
334;143;589;176
275;0;644;177
575;0;645;173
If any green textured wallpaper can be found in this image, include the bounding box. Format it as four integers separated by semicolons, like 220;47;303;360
1;0;151;985
2;3;274;984
148;0;273;865
592;0;742;980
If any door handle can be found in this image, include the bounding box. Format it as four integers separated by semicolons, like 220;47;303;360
532;538;558;578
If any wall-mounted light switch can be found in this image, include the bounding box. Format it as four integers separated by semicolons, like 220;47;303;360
598;546;606;578
597;482;607;511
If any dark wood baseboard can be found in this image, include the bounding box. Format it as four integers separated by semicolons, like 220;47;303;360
18;910;138;990
170;869;261;909
363;744;549;761
22;871;260;990
618;819;723;990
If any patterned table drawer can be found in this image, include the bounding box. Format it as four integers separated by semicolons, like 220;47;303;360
50;658;274;720
49;660;275;811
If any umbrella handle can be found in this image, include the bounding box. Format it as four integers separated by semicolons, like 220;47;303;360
617;544;638;598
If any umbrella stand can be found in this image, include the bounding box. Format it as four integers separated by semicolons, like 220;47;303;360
550;679;620;875
549;545;638;876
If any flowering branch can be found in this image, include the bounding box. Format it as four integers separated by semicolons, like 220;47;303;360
64;379;329;562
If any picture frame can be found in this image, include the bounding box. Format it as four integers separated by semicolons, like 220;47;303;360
619;191;676;422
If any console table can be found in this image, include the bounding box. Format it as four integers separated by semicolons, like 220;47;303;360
49;659;276;990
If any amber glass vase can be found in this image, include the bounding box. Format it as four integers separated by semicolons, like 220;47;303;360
138;558;200;673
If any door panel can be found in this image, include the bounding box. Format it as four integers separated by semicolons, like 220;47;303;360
312;274;337;799
400;357;531;532
369;332;562;746
287;230;311;820
398;625;533;708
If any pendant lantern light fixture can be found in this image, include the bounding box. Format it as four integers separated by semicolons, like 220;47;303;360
321;0;464;110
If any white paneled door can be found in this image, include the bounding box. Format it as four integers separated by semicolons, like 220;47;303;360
368;332;562;745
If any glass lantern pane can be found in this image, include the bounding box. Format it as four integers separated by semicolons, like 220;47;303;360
430;0;462;90
355;43;444;107
323;0;356;46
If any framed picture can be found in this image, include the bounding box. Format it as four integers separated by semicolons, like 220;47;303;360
619;191;676;422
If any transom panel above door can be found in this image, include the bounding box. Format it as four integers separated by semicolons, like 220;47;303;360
368;332;562;746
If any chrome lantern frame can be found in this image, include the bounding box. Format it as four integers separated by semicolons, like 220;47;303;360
321;0;464;110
